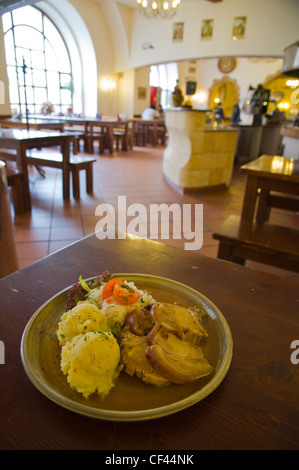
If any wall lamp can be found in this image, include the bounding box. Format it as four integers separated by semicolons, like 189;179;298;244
101;79;116;91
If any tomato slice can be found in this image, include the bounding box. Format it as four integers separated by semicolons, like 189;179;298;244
112;283;141;305
102;278;123;300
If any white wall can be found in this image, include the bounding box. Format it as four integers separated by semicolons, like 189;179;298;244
178;56;283;104
68;0;117;115
128;0;299;70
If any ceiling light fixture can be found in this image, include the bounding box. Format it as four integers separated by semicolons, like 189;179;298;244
136;0;181;19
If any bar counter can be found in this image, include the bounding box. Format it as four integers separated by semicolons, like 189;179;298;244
163;108;238;193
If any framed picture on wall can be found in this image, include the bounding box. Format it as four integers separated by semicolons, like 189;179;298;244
201;19;214;41
232;16;247;40
137;87;147;100
186;81;197;95
173;22;184;42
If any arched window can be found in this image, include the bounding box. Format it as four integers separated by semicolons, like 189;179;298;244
2;5;73;116
150;62;178;109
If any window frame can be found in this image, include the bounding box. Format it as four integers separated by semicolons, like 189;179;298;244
2;6;73;116
150;62;178;109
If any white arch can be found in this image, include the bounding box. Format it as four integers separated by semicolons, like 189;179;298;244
38;0;97;116
100;1;130;71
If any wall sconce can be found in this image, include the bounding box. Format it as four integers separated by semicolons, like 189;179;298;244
101;78;116;91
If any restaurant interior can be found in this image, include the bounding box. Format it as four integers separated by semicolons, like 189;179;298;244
0;0;298;281
1;0;299;452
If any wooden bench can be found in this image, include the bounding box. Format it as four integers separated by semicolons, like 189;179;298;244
70;155;96;199
26;152;96;199
212;214;299;273
256;190;299;222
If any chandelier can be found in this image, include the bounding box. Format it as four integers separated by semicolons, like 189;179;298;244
136;0;181;19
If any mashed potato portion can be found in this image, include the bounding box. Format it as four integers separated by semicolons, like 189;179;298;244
57;303;109;346
61;331;121;399
57;278;156;399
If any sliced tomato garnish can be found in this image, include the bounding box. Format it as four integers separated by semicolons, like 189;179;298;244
112;283;141;305
102;278;123;300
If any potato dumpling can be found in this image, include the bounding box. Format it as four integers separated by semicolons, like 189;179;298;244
61;331;121;399
57;302;109;346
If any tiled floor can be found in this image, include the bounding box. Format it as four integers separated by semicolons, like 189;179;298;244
9;144;299;283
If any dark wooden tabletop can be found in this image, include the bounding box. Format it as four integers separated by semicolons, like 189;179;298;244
1;235;298;450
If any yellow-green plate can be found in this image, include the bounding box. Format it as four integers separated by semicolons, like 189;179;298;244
21;274;233;421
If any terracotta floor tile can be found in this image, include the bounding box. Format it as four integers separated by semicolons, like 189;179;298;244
51;216;83;228
16;241;49;259
15;227;50;242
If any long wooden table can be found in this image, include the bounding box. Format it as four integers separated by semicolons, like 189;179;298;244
1;235;298;450
12;115;124;154
0;129;76;210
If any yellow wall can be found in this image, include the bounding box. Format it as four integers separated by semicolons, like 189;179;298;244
264;75;299;120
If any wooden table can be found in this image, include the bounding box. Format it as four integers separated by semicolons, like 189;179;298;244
0;117;66;132
19;116;133;154
0;129;75;210
1;235;298;450
64;117;130;154
241;154;299;225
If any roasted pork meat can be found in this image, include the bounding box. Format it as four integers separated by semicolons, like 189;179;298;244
120;326;171;387
146;329;214;384
121;303;214;386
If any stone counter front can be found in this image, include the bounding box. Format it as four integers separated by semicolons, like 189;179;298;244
163;108;238;192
